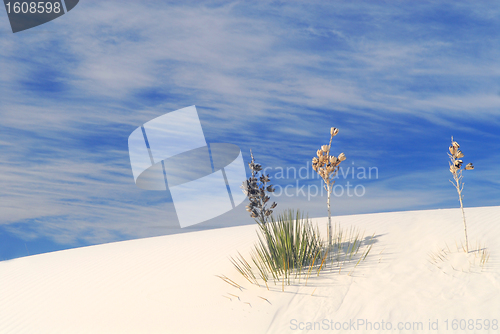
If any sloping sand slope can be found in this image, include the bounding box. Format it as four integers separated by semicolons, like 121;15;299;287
1;206;499;334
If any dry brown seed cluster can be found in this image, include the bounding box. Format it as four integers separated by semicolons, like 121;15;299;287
449;139;474;174
312;127;346;185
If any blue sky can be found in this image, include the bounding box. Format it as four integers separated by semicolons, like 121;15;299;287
1;1;499;260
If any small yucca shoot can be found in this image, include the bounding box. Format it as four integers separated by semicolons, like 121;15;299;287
448;136;474;253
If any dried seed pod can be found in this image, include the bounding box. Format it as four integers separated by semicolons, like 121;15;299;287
329;156;337;164
331;127;339;137
452;141;460;149
270;202;277;209
454;159;463;168
449;145;456;155
317;149;322;157
312;157;318;164
321;145;330;152
249;163;262;172
455;150;464;159
338;152;346;162
465;163;474;170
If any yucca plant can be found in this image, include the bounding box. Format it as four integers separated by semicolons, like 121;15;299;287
230;213;374;290
230;148;372;291
448;136;474;253
312;127;346;257
231;209;325;290
237;152;326;289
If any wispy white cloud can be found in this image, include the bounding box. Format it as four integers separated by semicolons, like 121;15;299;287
1;0;499;250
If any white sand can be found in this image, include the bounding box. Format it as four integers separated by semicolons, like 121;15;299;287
1;206;499;334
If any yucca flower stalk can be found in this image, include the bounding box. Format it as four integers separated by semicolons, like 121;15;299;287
448;136;474;253
241;150;277;225
312;127;346;256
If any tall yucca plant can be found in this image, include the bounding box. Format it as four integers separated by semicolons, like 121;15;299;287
448;136;474;253
312;127;346;256
238;152;325;289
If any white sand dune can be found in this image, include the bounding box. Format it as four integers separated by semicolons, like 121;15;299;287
1;206;499;334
